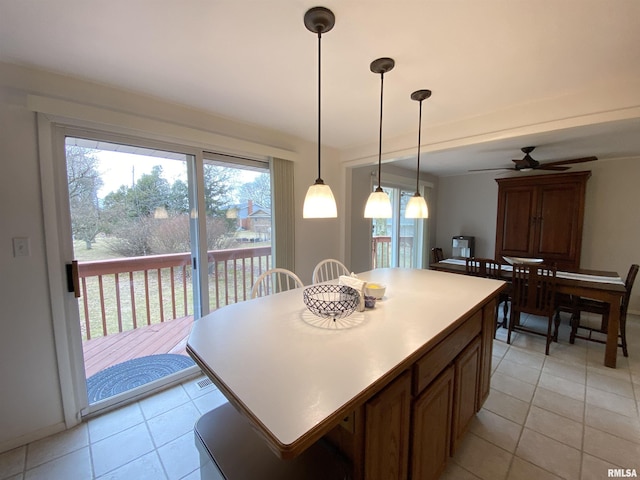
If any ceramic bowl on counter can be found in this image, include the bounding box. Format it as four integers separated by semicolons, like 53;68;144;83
364;283;386;299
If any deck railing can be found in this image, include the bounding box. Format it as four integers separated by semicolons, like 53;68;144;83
372;236;415;268
77;246;271;340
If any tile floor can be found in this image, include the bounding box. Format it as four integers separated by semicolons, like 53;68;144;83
1;313;639;480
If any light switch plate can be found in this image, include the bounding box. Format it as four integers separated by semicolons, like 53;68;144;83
13;237;30;257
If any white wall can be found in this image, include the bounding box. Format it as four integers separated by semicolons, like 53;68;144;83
435;173;499;258
0;61;343;451
0;77;65;449
435;161;640;312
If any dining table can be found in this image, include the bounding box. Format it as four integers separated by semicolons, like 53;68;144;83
187;267;505;479
430;258;627;368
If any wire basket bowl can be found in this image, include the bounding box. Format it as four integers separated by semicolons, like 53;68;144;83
303;284;360;321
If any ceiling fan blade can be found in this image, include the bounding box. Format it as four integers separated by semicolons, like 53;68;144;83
536;165;571;171
542;156;598;167
468;167;513;172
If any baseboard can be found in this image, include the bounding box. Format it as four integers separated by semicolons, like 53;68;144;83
0;421;67;455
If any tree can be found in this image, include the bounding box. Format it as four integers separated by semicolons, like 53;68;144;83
203;165;237;216
238;173;271;209
168;179;189;214
100;162;240;257
66;145;103;249
128;165;171;217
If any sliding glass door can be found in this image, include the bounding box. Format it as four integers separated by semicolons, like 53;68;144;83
59;132;273;413
64;136;199;409
202;153;271;313
372;186;425;268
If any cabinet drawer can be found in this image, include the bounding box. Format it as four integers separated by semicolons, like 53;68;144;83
413;310;482;395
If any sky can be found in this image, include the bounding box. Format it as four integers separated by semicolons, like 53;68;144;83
94;150;261;201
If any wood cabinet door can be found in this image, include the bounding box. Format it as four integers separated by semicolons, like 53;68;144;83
496;185;537;257
411;366;455;480
451;337;481;454
364;371;412;480
536;182;583;266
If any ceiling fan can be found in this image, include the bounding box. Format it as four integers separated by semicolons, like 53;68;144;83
469;146;598;172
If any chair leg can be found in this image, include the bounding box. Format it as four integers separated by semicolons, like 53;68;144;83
553;310;561;342
569;312;579;344
545;315;553;355
507;310;518;345
502;300;509;328
620;314;629;357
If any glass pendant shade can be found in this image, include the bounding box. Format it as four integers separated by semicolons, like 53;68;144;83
405;89;432;219
364;188;392;218
405;193;429;218
303;7;337;219
365;57;395;219
303;181;337;218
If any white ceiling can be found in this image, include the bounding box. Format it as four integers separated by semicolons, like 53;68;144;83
1;0;640;176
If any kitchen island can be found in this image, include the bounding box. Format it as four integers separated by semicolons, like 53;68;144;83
187;268;504;479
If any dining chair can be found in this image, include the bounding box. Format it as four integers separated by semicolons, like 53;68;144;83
569;263;638;357
312;259;350;284
507;264;558;355
431;247;444;263
465;257;511;334
251;268;304;299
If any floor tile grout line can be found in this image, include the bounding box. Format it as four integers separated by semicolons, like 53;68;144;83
505;338;540;479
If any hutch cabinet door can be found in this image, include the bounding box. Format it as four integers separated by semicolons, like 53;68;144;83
536;182;583;265
496;185;537;257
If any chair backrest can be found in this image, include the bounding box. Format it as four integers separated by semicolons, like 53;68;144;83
511;264;557;316
621;264;639;316
465;257;502;279
312;259;350;284
251;268;304;299
431;247;444;263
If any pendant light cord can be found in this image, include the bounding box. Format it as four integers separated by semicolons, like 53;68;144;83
316;31;322;184
415;99;423;193
376;71;385;191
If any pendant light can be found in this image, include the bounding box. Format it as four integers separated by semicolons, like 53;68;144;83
405;89;432;219
303;7;337;219
364;58;395;219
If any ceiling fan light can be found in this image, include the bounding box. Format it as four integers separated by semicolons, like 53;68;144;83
303;181;337;218
405;193;429;219
364;189;392;218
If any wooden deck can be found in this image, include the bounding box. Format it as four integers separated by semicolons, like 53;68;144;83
82;315;195;377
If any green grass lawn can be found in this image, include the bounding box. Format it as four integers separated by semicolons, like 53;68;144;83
73;236;121;262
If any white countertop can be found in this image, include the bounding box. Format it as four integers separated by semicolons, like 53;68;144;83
187;268;504;454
